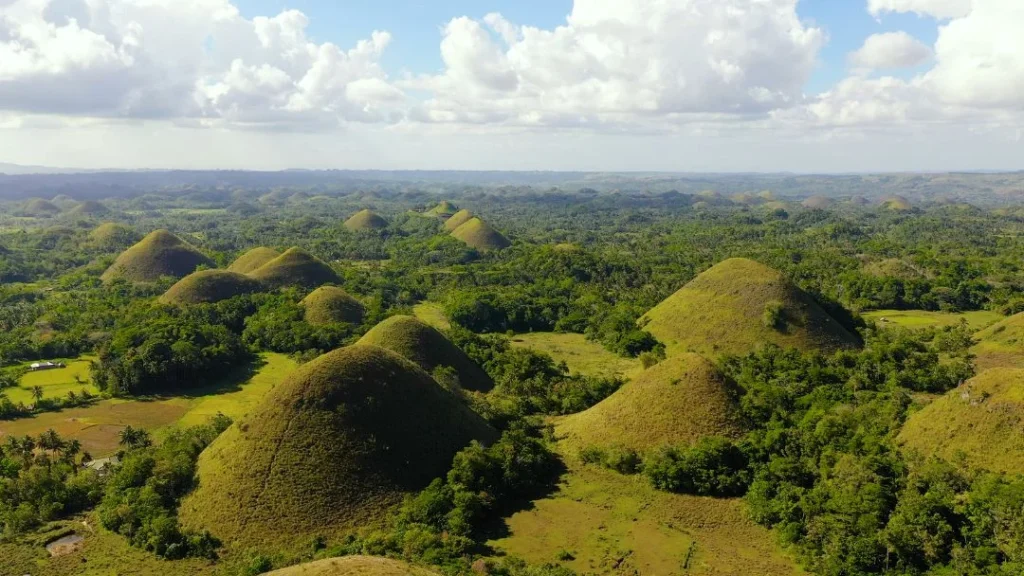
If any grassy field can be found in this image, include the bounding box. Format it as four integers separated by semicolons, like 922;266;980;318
5;357;99;404
0;354;296;457
489;450;804;576
509;332;642;379
863;309;1003;331
412;302;451;330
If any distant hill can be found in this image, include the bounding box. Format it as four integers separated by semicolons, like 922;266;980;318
881;196;913;211
450;217;511;251
101;229;213;283
864;258;927;280
426;201;459;218
358;315;494;392
558;353;744;452
899;368;1024;476
266;556;441;576
228;247;280;274
160;270;264;305
344;209;388;231
972;312;1024;372
88;222;141;250
640;258;860;357
249;247;341;289
302;286;366;325
444;209;474;231
68;200;110;216
22;198;61;216
801;196;832;209
179;345;496;549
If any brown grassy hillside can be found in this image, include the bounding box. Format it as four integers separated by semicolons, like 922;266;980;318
100;229;214;283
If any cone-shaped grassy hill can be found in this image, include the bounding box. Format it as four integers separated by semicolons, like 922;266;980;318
899;368;1024;476
450;217;511;252
249;247;341;289
344;209;388;231
69;200;110;216
640;258;859;357
801;196;832;209
160;270;264;305
444;209;474;231
267;556;441;576
301;286;366;325
426;201;459;218
228;247;280;274
23;198;61;216
864;258;927;280
972;312;1024;372
101;229;214;283
179;345;496;549
558;353;744;452
88;222;141;250
50;194;76;207
882;196;913;211
357;316;494;392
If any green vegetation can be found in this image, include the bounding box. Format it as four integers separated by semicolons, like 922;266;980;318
640;258;860;357
301;286;366;325
101;229;214;283
249;247;342;288
509;332;642;379
882;195;914;211
179;345;496;551
450;217;510;251
426;201;458;218
69;200;110;216
558;353;744;452
863;309;1003;331
160;270;264;305
228;247;280;274
23;198;61;216
5;357;97;404
801;196;832;209
972;311;1024;371
443;209;473;231
88;222;141;250
357;315;494;392
412;302;451;330
344;209;389;232
267;556;441;575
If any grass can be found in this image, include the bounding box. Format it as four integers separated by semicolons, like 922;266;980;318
100;229;214;283
301;286;366;325
641;258;860;358
88;222;140;250
179;345;497;552
357;316;494;392
488;448;804;576
882;196;913;211
267;556;440;575
344;209;388;231
5;357;99;404
69;200;110;216
412;302;451;330
898;367;1024;476
970;311;1024;371
248;247;341;289
862;259;928;280
175;353;297;428
509;332;641;379
443;209;473;231
160;270;265;305
862;309;1002;331
227;246;280;274
450;217;511;251
426;201;459;218
557;353;744;453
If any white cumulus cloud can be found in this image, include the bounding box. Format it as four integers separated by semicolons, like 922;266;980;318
849;32;932;70
867;0;973;19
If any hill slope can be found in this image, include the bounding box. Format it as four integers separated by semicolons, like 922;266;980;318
160;270;264;305
301;286;366;325
23;198;61;216
801;196;832;209
267;556;440;576
228;247;280;274
426;201;458;218
882;196;913;211
640;258;859;357
88;223;141;249
179;345;496;550
450;217;511;251
249;247;341;289
344;209;388;231
100;229;214;283
972;312;1024;371
357;316;494;392
558;353;744;452
69;200;110;216
443;209;474;231
899;368;1024;476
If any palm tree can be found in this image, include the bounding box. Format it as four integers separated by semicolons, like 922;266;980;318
66;390;77;405
62;439;82;464
31;386;44;404
38;429;64;459
118;426;152;450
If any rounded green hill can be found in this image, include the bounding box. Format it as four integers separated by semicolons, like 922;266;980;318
558;353;744;452
228;247;280;274
179;345;496;549
443;209;474;231
899;368;1024;476
801;196;832;210
344;209;388;231
23;198;61;216
69;200;110;216
301;286;366;325
249;247;341;289
640;258;860;357
426;201;459;218
881;196;913;211
864;258;927;280
450;217;511;252
159;270;264;305
357;315;494;392
266;556;441;576
101;229;214;283
972;312;1024;372
88;222;141;249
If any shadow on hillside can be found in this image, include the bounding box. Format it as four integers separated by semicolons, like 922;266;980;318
159;356;268;400
473;453;569;550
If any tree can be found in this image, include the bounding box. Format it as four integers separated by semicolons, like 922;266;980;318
31;386;43;404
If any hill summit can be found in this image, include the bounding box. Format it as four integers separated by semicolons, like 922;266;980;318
426;201;459;218
249;247;341;289
640;258;859;357
228;247;280;274
23;198;61;216
357;315;494;392
101;229;214;283
444;209;474;231
344;209;388;231
302;286;366;325
89;222;141;249
179;345;496;549
160;270;264;305
450;217;511;251
558;353;744;452
69;200;110;216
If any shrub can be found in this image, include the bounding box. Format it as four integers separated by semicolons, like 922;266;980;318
643;437;751;497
